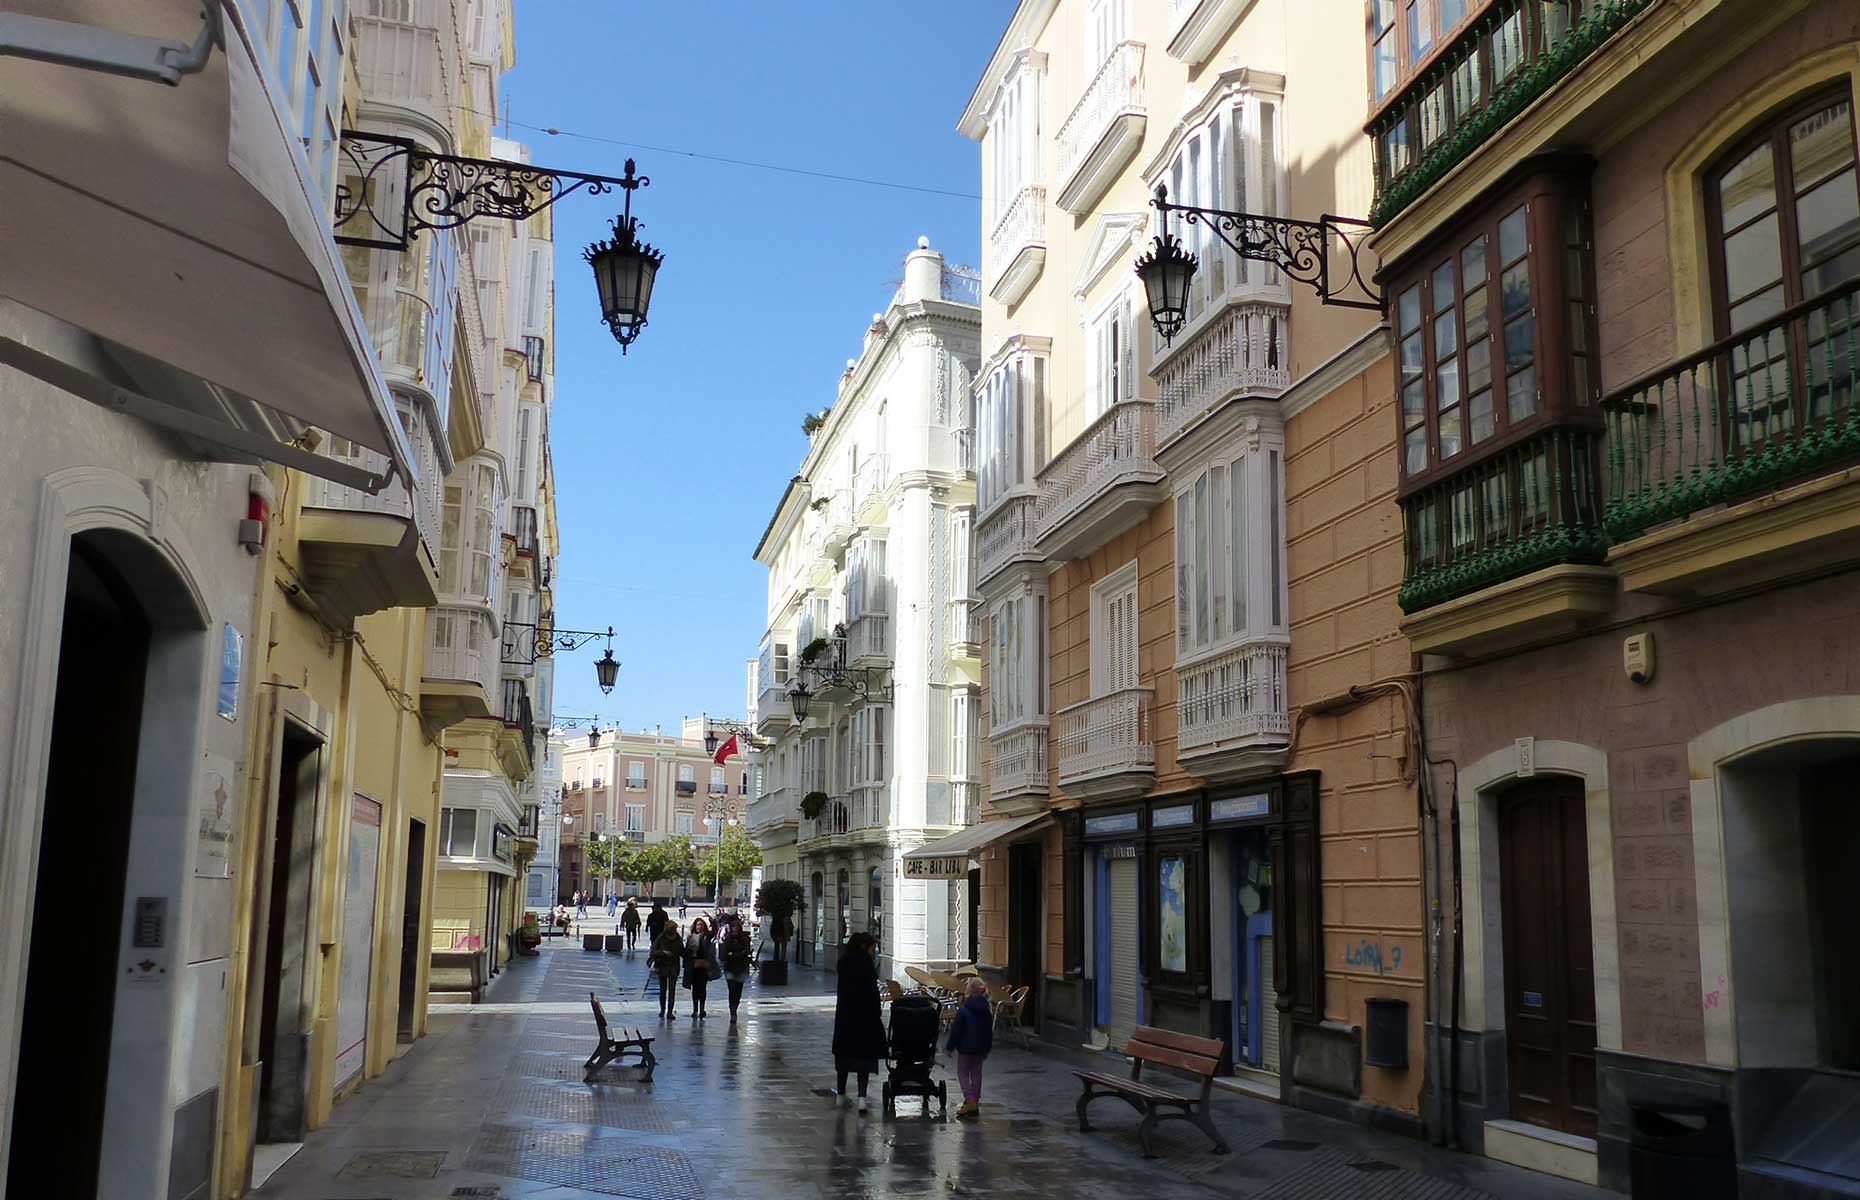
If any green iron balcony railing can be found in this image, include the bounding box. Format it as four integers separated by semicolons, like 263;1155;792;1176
1368;0;1651;228
1604;278;1860;542
1399;426;1607;612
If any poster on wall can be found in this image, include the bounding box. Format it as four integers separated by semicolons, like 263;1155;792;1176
194;754;235;879
1159;855;1188;973
334;794;382;1091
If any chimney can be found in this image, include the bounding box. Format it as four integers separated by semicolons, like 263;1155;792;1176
902;235;941;304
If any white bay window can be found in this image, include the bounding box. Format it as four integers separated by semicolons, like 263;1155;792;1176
989;584;1049;732
975;343;1050;514
1088;292;1138;418
1174;433;1287;662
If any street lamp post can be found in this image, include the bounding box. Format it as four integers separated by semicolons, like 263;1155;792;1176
703;794;738;908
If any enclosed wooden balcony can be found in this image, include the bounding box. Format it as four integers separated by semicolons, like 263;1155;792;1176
1176;640;1292;781
988;721;1050;805
1055;41;1147;214
976;493;1042;588
988;184;1047;307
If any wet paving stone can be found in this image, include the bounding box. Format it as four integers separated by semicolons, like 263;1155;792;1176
255;944;1608;1200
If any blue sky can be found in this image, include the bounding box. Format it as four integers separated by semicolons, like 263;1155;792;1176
505;1;1004;733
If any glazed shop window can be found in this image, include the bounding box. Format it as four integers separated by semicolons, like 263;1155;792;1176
1707;90;1860;437
1366;0;1477;103
1396;170;1596;488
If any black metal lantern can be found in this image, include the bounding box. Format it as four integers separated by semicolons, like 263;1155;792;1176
703;729;719;754
594;648;620;694
789;683;812;720
1135;186;1198;345
583;159;661;353
588;724;601;749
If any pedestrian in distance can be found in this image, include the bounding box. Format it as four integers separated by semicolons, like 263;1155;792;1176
685;916;719;1019
575;890;588;920
607;892;619;919
621;897;642;952
720;918;753;1025
649;923;684;1020
831;931;886;1113
645;897;668;946
945;977;995;1119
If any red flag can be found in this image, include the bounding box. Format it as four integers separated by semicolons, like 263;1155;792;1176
713;732;743;765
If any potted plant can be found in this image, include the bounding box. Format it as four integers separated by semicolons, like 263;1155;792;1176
755;878;805;985
800;790;829;821
799;636;829;665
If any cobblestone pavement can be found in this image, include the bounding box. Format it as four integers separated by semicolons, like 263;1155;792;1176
255;941;1608;1200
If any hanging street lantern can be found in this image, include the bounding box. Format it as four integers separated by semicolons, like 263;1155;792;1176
788;683;812;720
588;723;601;749
595;646;621;694
583;159;662;353
1135;189;1198;347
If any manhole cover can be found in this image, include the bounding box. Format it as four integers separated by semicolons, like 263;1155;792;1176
335;1150;446;1180
1262;1139;1319;1152
467;1124;703;1200
492;1078;674;1134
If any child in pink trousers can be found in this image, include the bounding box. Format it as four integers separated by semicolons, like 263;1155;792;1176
944;978;996;1118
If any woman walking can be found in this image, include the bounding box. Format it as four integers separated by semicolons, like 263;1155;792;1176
649;922;684;1020
685;917;719;1019
831;932;886;1113
720;917;754;1025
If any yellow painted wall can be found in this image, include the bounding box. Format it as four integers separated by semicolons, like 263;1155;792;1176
1282;352;1427;1116
216;465;443;1197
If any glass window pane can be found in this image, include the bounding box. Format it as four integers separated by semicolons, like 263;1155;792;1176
1432;260;1457;309
1404;427;1428;475
1374;31;1397;102
1229;458;1247;634
1504;313;1535;371
1790;101;1855;190
1723;214;1784;304
1467;335;1492;394
1493;10;1524;82
1437;354;1461;411
1729;282;1787;332
1507;364;1538;422
1569;299;1589;352
1469;389;1495;442
1718;141;1778;231
1401;331;1425;384
1440;0;1467;28
1434;310;1459;362
1804;241;1860;297
1465;283;1490;343
1439;405;1462;460
1501;261;1532;320
1499;207;1529;264
1463;237;1488;289
1398;285;1423;334
1408;0;1433;59
1403;379;1428;429
1795;167;1860;265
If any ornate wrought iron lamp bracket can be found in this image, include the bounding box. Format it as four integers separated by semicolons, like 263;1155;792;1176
501;621;614;666
334;130;642;251
1150;185;1382;311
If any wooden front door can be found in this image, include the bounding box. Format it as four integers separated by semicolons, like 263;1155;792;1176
1498;778;1598;1136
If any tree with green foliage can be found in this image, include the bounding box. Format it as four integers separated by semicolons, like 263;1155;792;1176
700;823;763;896
584;834;632;896
755;878;805;962
627;835;696;896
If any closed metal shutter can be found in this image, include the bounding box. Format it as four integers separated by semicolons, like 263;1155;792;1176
1108;858;1139;1051
1260;934;1281;1073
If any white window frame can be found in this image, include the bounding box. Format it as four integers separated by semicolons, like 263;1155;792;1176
624;803;644;832
710;766;726;794
1087;0;1128;68
975;347;1049;515
677;764;694;785
439;806;480;858
988;583;1049;733
1086;290;1136;419
1089;561;1140;695
1173;430;1288;664
626;761;646;789
675;811;693;836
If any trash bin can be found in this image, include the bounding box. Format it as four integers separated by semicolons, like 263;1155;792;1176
1363;997;1409;1069
1629;1102;1736;1199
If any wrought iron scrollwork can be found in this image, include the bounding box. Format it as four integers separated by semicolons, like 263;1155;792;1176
500;620;614;666
1153;187;1382;311
335;131;632;251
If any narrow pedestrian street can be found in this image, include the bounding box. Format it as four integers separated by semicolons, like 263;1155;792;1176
254;941;1603;1200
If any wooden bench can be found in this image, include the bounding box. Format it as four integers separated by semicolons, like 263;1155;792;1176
1073;1025;1229;1157
583;992;656;1082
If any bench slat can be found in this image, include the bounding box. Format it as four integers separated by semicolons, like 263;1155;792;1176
1128;1041;1221;1077
1072;1071;1185;1101
1131;1024;1226;1060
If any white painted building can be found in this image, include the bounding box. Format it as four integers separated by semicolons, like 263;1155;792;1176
748;239;984;977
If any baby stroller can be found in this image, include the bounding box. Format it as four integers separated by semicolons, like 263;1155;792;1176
881;993;947;1117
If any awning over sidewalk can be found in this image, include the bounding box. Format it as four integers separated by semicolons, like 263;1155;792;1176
0;0;414;488
901;813;1051;879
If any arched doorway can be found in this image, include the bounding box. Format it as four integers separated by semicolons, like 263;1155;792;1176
6;527;210;1199
809;871;825;967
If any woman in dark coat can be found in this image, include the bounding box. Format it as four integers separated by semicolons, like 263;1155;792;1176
831;932;886;1112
